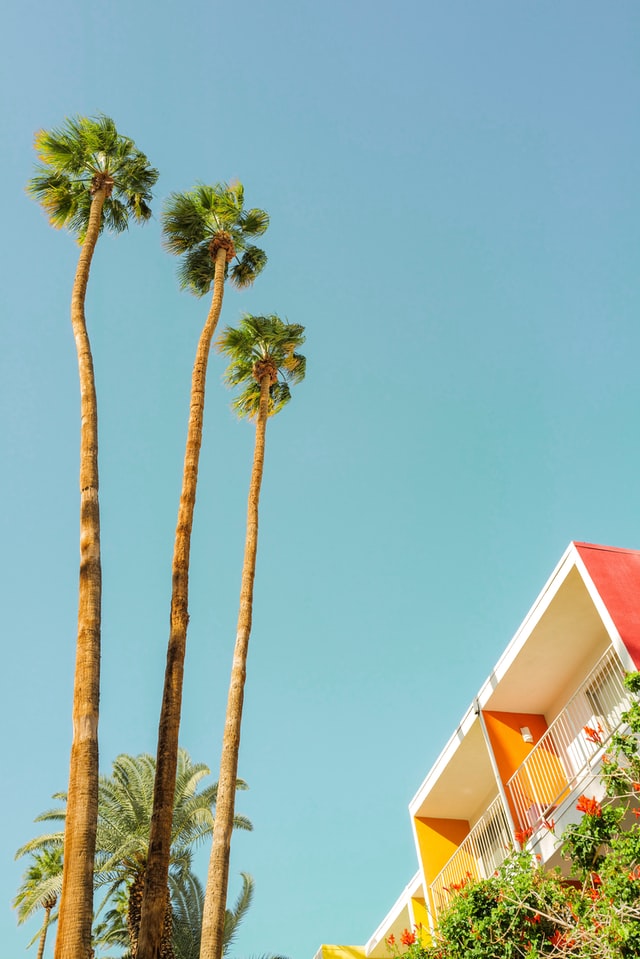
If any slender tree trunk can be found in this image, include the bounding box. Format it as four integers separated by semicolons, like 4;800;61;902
55;188;106;959
199;376;270;959
137;246;228;959
36;905;53;959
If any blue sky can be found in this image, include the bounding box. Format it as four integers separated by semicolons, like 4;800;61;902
2;1;640;956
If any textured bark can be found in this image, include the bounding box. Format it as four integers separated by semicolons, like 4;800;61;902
199;376;270;959
137;245;228;959
55;188;106;959
129;871;174;959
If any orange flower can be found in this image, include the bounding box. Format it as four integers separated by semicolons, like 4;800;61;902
386;934;395;946
583;724;603;745
549;930;575;948
400;929;416;946
514;827;533;844
576;795;602;817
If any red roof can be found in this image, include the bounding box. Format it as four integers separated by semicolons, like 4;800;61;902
574;542;640;668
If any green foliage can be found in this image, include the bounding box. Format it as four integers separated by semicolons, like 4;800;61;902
15;751;252;957
27;114;158;242
162;182;269;295
13;846;63;924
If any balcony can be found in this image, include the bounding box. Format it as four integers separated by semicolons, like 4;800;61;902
429;796;512;917
507;647;631;834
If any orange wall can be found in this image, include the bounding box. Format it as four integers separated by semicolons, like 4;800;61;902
482;711;549;821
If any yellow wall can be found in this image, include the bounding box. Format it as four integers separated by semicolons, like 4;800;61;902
414;816;470;919
414;817;470;884
320;947;367;959
411;896;431;944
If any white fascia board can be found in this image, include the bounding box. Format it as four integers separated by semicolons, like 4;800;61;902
365;872;422;955
408;542;578;816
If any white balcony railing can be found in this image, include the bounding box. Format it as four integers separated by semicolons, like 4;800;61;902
507;647;630;833
429;795;512;917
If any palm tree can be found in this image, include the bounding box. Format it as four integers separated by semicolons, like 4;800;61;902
199;315;306;959
27;115;158;959
138;184;269;959
14;848;64;959
17;751;251;959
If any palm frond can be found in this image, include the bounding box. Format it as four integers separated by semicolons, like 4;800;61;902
232;381;292;419
223;872;254;954
229;246;268;289
176;243;219;296
237;208;270;237
162;190;212;254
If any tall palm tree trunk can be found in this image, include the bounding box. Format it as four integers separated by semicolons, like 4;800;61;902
36;903;54;959
200;375;270;959
55;187;107;959
138;246;228;959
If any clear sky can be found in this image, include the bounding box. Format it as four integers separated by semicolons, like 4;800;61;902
2;1;640;957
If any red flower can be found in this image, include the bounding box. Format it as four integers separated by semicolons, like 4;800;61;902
583;724;603;745
576;795;602;817
549;930;575;948
632;782;640;792
400;929;416;946
543;818;556;832
514;827;533;844
628;866;640;882
633;808;640;819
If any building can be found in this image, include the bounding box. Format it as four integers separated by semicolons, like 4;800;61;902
316;542;640;959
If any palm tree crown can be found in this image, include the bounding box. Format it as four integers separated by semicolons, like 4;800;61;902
27;114;158;240
162;183;269;295
14;847;63;924
217;314;306;419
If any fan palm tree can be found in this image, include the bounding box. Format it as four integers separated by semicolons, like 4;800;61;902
14;848;64;959
27;115;158;959
16;751;250;959
138;184;268;959
200;315;306;959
